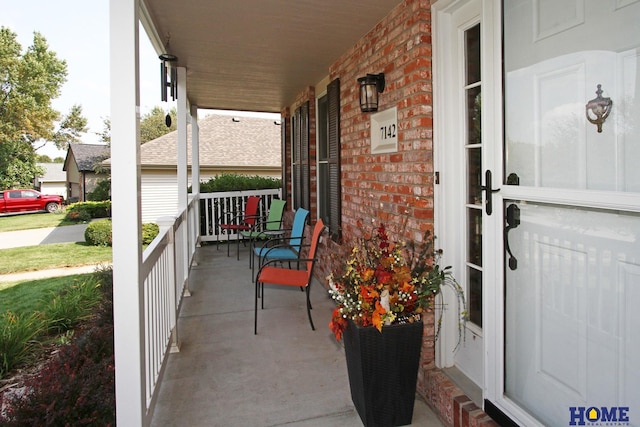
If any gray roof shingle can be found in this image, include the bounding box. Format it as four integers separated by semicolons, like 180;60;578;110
67;144;110;171
138;113;281;167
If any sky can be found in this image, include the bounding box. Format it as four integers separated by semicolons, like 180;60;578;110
2;0;279;159
2;0;170;158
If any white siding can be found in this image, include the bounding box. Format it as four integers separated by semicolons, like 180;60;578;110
141;172;180;223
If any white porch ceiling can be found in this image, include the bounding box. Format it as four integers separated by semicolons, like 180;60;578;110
141;0;401;113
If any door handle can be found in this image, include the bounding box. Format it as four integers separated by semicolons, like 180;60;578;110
505;203;520;270
480;170;500;215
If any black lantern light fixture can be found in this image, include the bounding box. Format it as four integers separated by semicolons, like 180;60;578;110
160;53;178;102
357;73;385;113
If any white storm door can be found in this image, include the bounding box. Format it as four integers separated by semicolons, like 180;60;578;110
496;1;640;426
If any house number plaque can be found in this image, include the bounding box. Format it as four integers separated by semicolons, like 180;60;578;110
371;106;398;154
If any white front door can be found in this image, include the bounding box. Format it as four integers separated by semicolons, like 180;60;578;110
433;0;491;388
495;1;640;426
435;0;640;425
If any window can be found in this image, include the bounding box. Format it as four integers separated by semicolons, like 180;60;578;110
291;102;309;211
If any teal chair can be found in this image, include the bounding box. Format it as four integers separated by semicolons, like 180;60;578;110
240;198;286;267
251;207;309;279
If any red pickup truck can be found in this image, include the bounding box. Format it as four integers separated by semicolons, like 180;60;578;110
0;189;63;214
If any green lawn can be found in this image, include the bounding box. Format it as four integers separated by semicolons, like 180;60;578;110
0;274;93;315
0;242;112;274
0;211;76;232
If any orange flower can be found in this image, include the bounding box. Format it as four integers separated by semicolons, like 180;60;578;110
360;285;378;303
372;301;386;332
329;307;348;340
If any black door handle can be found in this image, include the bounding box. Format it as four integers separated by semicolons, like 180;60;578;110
480;170;500;215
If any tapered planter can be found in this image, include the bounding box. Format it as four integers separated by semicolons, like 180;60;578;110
343;319;424;427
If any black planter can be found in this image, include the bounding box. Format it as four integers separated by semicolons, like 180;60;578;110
343;319;424;427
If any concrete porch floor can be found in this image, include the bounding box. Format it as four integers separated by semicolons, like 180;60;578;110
150;242;445;427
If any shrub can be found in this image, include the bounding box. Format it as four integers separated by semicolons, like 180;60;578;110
43;280;102;335
86;179;111;202
142;223;160;245
2;325;115;425
1;269;116;425
65;201;111;222
0;312;44;378
84;219;112;247
84;220;159;247
198;173;281;192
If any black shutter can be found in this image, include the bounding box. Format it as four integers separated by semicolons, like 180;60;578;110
292;112;301;209
327;78;342;241
300;101;310;212
281;115;287;204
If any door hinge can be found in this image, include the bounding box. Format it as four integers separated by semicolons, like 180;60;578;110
435;171;440;185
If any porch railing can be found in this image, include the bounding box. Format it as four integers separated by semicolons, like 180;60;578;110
199;189;283;243
140;195;197;420
138;189;281;423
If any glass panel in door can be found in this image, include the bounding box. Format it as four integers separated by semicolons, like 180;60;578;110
502;1;640;425
465;23;483;329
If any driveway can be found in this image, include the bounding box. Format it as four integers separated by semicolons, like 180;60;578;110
0;223;89;250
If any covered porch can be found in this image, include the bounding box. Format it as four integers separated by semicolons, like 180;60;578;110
149;242;443;426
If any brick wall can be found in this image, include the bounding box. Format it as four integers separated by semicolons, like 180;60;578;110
285;1;494;425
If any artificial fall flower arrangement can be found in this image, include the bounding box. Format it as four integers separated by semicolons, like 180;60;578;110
328;223;466;341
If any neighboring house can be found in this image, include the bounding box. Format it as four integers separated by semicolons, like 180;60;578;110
63;143;110;202
34;163;66;200
105;113;281;222
109;1;640;426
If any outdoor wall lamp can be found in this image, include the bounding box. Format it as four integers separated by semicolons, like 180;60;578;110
358;73;385;113
160;53;178;102
585;84;612;133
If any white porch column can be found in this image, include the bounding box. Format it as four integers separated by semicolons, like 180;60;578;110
110;0;145;425
190;105;200;196
176;67;190;292
177;67;188;214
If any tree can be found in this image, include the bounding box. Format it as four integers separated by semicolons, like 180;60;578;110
140;106;177;143
0;27;87;189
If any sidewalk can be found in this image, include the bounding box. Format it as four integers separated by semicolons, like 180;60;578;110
0;264;108;283
0;223;99;283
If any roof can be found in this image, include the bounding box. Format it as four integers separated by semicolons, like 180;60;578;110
37;163;66;182
132;113;281;168
65;144;110;172
141;0;401;112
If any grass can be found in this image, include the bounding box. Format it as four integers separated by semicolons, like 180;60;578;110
0;273;104;379
0;274;92;314
0;242;112;275
0;211;77;232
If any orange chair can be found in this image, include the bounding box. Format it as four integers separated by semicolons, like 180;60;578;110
254;218;325;334
218;195;261;259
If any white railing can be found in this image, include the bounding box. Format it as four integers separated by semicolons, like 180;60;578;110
139;190;279;422
140;195;198;421
199;189;283;243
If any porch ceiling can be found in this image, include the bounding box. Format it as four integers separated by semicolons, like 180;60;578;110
141;0;401;113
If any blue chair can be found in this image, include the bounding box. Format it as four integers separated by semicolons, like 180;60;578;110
251;207;309;279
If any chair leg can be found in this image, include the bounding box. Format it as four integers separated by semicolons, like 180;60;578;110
254;278;259;335
305;286;315;330
227;231;231;257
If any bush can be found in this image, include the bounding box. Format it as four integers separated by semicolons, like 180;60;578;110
84;220;159;247
43;280;102;334
2;325;115;425
142;223;160;245
198;173;281;192
0;312;44;378
65;201;111;222
1;269;116;425
84;219;112;247
86;179;111;202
